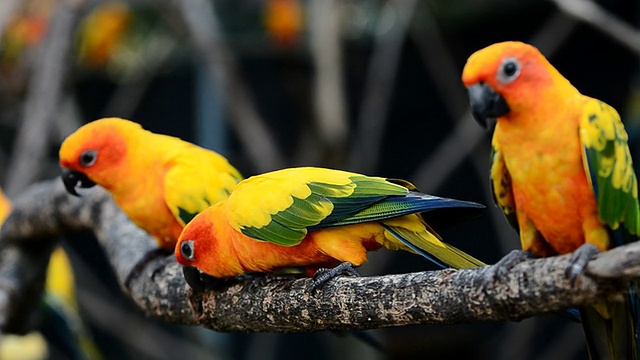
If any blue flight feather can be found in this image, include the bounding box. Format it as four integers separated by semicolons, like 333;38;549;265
380;224;447;268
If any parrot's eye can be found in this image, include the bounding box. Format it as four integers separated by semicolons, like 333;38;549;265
79;150;97;167
497;57;521;84
180;240;195;261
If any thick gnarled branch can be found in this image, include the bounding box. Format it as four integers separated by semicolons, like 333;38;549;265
0;179;637;334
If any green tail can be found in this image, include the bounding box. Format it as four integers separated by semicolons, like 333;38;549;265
581;284;639;360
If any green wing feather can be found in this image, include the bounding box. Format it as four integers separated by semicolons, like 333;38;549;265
579;98;640;360
579;99;640;240
490;139;519;233
226;167;408;246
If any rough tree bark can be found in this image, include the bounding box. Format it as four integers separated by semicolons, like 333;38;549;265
0;179;638;335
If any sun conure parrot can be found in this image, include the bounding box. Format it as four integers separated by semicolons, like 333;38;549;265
175;166;486;288
462;41;640;360
76;1;132;69
0;188;101;360
59;117;243;248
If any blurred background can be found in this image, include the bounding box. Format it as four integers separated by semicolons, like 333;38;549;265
0;0;638;359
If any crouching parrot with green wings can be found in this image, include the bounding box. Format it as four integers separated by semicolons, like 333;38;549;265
175;167;486;288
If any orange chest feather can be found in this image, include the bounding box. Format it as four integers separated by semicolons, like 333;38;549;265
108;165;181;247
199;220;385;278
495;115;599;251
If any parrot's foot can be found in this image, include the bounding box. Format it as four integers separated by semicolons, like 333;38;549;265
565;243;599;284
312;262;360;289
483;250;534;288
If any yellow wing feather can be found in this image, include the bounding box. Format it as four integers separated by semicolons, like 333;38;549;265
226;167;364;231
490;138;519;232
579;98;640;236
163;142;242;225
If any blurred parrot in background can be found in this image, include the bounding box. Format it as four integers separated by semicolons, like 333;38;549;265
462;41;639;360
76;1;132;69
0;187;101;360
263;0;303;48
175;166;485;289
59;117;243;249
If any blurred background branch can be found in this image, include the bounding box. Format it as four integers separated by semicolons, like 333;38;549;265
4;0;79;196
551;0;640;55
164;0;285;173
349;0;417;173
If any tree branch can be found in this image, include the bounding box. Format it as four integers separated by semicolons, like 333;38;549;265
4;0;80;196
349;0;418;174
550;0;640;56
0;179;638;334
163;0;286;173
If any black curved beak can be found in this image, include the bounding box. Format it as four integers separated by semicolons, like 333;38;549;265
61;169;96;197
467;83;510;129
182;266;236;292
182;266;207;292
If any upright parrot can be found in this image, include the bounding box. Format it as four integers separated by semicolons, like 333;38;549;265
462;41;640;359
175;166;486;288
59;117;243;248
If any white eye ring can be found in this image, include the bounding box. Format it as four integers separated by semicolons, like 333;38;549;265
79;150;98;167
497;57;521;84
180;240;195;261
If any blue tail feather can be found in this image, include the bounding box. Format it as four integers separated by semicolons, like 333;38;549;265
380;224;447;268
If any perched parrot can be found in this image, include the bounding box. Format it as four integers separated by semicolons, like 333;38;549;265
462;41;640;359
59;117;243;248
175;166;486;288
0;188;100;360
76;1;132;69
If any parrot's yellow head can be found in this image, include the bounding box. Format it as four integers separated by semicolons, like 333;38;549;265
59;117;141;196
461;41;573;128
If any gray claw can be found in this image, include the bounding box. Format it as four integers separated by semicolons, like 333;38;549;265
312;262;359;289
565;243;599;284
483;250;534;288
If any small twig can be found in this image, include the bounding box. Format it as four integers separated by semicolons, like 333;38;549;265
409;2;468;119
4;0;80;196
349;0;418;174
309;0;349;150
550;0;640;56
165;0;286;173
411;114;484;191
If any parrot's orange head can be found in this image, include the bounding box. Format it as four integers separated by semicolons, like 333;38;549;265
462;41;562;128
59;117;141;196
175;208;219;290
